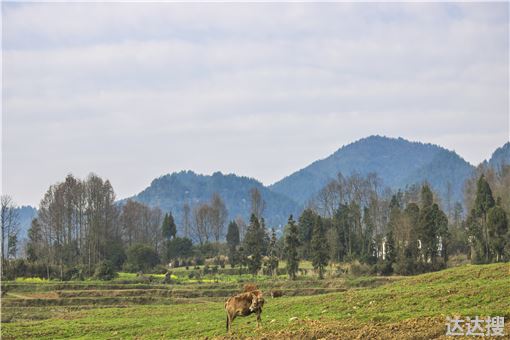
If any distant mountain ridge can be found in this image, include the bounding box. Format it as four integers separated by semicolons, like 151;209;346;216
269;136;475;206
487;142;510;169
127;171;301;234
16;136;509;240
14;205;38;246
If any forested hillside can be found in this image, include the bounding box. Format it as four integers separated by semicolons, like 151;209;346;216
487;142;510;169
12;137;509;244
127;171;300;234
270;136;475;207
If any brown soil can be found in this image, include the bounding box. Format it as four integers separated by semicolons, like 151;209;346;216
217;317;510;340
25;292;59;299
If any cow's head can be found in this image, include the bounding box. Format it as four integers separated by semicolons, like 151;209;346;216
249;291;265;312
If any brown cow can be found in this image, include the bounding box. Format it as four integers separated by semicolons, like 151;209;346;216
243;283;259;292
225;290;265;332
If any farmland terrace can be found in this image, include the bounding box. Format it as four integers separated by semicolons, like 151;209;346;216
1;263;509;339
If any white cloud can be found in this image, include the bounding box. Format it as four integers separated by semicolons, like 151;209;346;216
2;2;508;206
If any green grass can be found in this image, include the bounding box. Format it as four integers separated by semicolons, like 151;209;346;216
2;263;509;339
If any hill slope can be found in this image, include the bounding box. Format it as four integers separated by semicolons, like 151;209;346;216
14;205;38;242
270;135;474;206
488;142;510;169
2;263;508;339
127;171;300;235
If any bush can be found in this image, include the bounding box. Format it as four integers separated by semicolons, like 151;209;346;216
349;260;374;276
63;266;85;281
276;268;287;276
165;237;193;261
105;242;127;270
94;261;117;281
150;264;169;274
3;260;59;280
376;259;393;276
124;244;160;272
2;259;25;280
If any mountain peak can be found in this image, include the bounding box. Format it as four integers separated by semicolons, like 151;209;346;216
270;136;474;206
130;170;300;234
488;142;510;168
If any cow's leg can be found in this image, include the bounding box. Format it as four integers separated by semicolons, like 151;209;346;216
256;310;262;328
228;314;237;333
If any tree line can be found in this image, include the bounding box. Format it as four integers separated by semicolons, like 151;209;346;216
2;164;509;280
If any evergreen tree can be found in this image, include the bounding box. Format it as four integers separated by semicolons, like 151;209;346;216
162;213;177;240
421;184;434;209
243;214;266;275
311;216;329;279
487;203;508;262
331;204;349;262
26;218;43;262
379;230;395;275
466;209;484;263
436;207;449;264
418;204;439;265
298;209;316;259
283;215;300;280
166;237;193;261
474;175;495;262
266;228;279;276
226;220;240;268
404;203;420;263
349;201;363;257
391;207;411;274
361;207;376;264
162;213;177;263
259;217;270;253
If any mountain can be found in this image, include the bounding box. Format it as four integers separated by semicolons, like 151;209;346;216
123;136;504;237
15;205;38;241
487;142;510;169
127;171;300;234
270;135;475;206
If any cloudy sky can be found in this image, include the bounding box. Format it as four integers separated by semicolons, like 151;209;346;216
2;2;509;207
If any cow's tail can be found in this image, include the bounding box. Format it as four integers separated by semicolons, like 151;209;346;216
226;315;229;332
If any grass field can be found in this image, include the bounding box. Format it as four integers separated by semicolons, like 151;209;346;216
1;263;509;339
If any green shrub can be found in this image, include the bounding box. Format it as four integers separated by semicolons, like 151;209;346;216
94;261;117;281
124;244;160;272
63;266;85;281
349;260;374;276
376;259;393;275
3;260;58;280
150;264;168;274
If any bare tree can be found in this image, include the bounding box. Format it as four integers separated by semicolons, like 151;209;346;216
192;203;214;245
120;200;142;247
149;207;162;252
315;180;342;218
182;203;191;238
1;195;20;262
119;199;160;249
211;193;228;242
250;188;265;220
235;216;247;241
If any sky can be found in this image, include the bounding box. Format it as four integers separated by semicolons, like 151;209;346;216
2;2;509;207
